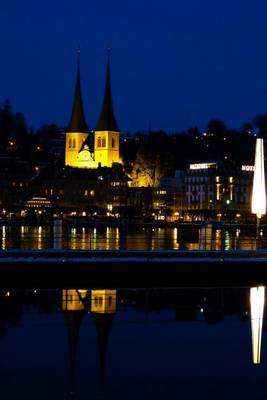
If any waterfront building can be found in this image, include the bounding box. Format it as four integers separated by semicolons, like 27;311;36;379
184;161;254;221
65;54;121;169
26;164;129;218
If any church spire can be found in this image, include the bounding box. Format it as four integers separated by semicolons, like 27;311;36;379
67;51;90;133
95;52;119;132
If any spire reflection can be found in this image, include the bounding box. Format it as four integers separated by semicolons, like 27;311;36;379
62;289;88;397
250;286;265;364
91;289;117;386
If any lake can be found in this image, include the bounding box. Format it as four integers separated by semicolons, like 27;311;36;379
0;224;264;251
0;286;266;399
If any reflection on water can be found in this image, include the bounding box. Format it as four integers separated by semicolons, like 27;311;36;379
250;286;265;364
0;287;266;399
1;226;6;250
0;225;262;251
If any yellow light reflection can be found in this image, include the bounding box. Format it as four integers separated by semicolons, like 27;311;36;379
70;227;77;250
250;286;265;364
91;228;97;250
224;230;230;250
62;289;87;311
21;225;25;238
81;227;86;250
115;227;120;249
173;227;179;250
2;226;6;250
37;226;43;250
215;229;221;250
91;290;117;314
106;227;111;250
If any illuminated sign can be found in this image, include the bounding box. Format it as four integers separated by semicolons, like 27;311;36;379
189;163;217;170
242;165;255;172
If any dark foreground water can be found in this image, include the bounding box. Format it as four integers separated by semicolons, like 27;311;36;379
0;287;267;399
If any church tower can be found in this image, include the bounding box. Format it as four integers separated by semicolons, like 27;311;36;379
94;55;121;168
65;54;93;168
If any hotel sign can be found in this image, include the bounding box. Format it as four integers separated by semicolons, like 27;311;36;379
241;165;255;172
189;163;217;170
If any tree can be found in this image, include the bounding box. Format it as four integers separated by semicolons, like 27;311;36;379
207;119;226;137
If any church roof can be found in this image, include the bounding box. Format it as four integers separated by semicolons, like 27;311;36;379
78;135;91;153
95;56;119;132
67;54;90;133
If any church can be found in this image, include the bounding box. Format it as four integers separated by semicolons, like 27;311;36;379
65;54;121;169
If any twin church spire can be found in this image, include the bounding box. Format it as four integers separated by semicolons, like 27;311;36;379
65;50;121;169
68;51;119;134
67;53;90;133
96;54;119;132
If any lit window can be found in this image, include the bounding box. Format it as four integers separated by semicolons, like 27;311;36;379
84;190;88;196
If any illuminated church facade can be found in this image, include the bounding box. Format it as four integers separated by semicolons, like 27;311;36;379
65;55;121;169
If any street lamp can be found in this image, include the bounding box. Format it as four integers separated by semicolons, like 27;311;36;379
251;137;266;240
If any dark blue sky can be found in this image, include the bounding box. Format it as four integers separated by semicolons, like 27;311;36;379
1;0;267;132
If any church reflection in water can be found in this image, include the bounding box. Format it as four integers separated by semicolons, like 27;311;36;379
0;286;266;399
62;289;117;395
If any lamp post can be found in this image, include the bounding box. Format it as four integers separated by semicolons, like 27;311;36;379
251;137;266;243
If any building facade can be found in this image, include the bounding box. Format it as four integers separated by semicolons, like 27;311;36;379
184;162;253;221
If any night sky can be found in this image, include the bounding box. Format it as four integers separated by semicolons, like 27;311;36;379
1;0;267;133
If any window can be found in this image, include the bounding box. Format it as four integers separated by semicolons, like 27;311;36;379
102;137;106;147
72;138;76;148
97;137;101;147
111;138;115;148
68;138;72;148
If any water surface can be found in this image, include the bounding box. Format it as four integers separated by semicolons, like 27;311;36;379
0;287;266;399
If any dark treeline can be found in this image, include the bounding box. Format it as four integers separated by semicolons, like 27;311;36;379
0;99;63;166
0;99;264;179
120;120;258;185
